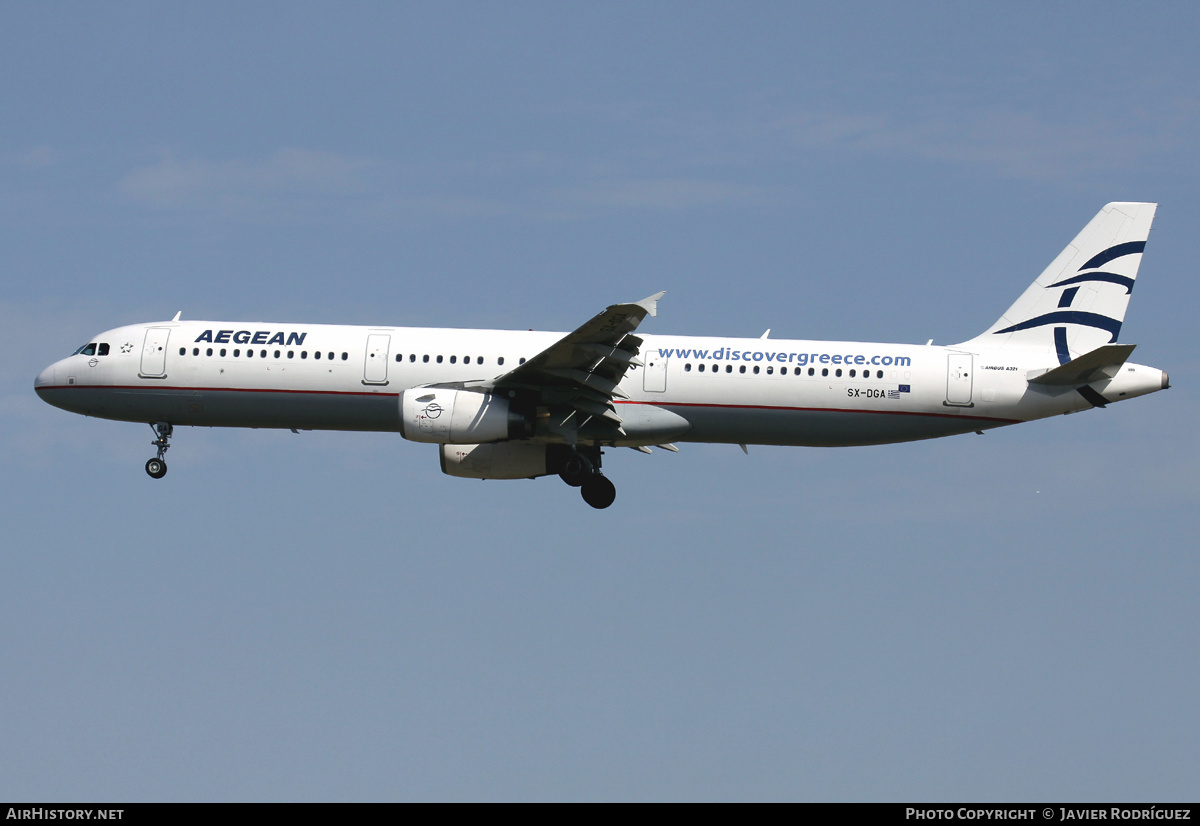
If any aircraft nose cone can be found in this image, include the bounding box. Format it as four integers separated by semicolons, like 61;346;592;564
34;363;57;397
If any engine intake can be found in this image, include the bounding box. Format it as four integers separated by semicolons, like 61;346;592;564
400;388;530;444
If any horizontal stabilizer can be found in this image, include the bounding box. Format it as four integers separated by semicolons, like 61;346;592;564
1028;344;1136;386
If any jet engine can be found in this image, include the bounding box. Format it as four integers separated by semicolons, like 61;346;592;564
400;388;531;444
440;442;571;480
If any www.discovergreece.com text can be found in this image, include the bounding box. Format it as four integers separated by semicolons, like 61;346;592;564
654;346;913;368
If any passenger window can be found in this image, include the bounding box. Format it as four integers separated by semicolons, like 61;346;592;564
193;348;200;356
849;369;856;377
726;365;732;373
314;351;321;360
767;366;773;375
477;357;484;365
698;364;705;372
753;366;760;374
301;351;307;359
409;354;416;362
498;357;505;366
287;351;294;359
739;365;746;374
207;348;213;357
684;363;692;372
822;368;828;377
877;370;883;379
341;352;348;360
234;349;241;357
519;358;526;364
450;356;456;364
437;355;443;363
261;350;268;358
422;355;429;363
809;367;815;376
179;348;186;356
274;350;280;358
835;368;842;377
220;349;227;357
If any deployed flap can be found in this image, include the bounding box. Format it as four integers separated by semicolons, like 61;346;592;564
481;292;666;436
1028;343;1136;386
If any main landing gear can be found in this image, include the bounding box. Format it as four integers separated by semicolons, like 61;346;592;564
145;421;172;479
558;446;616;509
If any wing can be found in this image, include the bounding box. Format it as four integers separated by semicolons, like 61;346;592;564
479;291;665;443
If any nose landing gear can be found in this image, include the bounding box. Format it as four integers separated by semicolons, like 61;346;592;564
145;421;173;479
558;446;616;509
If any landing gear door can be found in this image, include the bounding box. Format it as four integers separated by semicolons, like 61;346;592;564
945;353;973;407
643;352;667;393
139;327;170;378
363;334;390;385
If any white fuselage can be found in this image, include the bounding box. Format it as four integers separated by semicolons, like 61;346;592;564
33;320;1167;447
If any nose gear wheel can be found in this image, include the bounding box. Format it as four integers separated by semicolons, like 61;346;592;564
145;421;173;479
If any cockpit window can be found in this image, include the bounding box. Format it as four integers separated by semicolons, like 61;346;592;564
98;343;110;356
74;343;97;356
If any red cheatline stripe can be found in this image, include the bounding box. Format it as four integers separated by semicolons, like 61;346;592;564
615;399;1022;424
39;384;400;398
41;385;1023;424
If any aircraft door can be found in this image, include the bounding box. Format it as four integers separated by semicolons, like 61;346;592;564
139;327;170;378
945;353;973;407
643;352;667;393
363;334;391;385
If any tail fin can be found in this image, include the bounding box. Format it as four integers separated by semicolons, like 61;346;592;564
962;202;1157;363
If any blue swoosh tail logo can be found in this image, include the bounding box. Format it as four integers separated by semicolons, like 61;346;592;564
994;311;1122;342
1047;272;1135;294
1077;241;1145;271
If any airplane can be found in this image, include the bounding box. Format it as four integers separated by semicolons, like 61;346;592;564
35;202;1168;509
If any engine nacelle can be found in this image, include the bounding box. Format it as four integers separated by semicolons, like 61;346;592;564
440;442;567;480
400;388;529;444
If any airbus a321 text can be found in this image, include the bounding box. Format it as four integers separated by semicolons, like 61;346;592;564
36;203;1168;508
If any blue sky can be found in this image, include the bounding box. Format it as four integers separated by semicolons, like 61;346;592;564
2;2;1198;801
